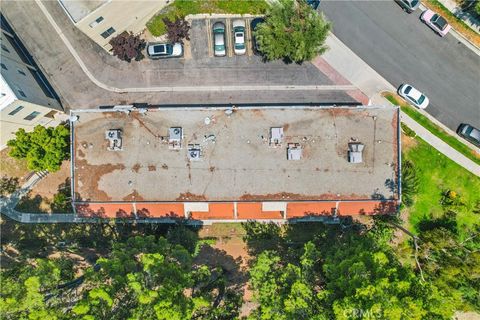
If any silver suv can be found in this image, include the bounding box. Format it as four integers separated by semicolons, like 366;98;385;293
396;0;420;13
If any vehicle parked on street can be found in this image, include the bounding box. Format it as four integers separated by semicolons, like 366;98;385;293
147;42;183;59
250;17;265;55
232;19;246;55
306;0;321;10
396;0;420;13
421;9;451;37
398;84;429;109
457;123;480;147
213;21;226;57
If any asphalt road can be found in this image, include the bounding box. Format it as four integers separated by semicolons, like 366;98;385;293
321;0;480;130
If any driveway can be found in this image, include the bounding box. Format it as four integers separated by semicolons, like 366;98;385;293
321;0;480;130
1;1;361;109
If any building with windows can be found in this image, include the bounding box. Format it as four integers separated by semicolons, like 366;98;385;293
0;14;64;149
71;105;401;222
58;0;168;50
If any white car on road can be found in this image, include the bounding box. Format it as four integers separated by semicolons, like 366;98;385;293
398;84;429;109
232;19;246;55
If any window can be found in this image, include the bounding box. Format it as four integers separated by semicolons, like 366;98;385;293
17;88;26;98
1;44;9;52
0;63;7;70
18;69;26;76
24;111;40;121
89;16;104;28
8;105;24;115
100;27;115;39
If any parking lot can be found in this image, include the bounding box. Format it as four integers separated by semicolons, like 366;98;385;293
188;17;257;61
190;17;255;59
2;1;362;109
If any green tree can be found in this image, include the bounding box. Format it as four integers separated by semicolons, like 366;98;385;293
0;259;67;320
73;235;242;319
246;222;454;319
254;0;331;63
0;232;242;319
7;125;70;172
322;233;451;320
418;224;480;311
249;242;327;320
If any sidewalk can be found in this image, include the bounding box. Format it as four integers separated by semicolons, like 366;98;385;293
320;34;480;177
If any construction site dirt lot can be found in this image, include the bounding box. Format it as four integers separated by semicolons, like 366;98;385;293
72;106;399;202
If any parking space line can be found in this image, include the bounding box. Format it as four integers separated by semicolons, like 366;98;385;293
206;18;213;57
225;18;233;57
245;18;253;57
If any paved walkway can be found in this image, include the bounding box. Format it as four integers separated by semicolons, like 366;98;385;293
321;34;480;177
401;110;480;176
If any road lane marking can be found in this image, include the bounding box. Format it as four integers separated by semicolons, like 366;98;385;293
206;18;213;57
245;18;253;57
226;18;233;57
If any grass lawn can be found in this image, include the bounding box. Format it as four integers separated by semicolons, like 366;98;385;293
383;92;480;165
422;0;480;48
147;0;269;36
0;148;30;180
402;136;480;240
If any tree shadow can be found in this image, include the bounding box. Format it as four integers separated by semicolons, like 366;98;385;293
193;244;246;317
241;221;284;256
15;192;47;213
51;178;73;213
417;210;458;235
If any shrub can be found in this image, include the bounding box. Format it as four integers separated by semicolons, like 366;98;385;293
109;32;146;62
7;125;70;172
401;160;419;207
163;17;190;44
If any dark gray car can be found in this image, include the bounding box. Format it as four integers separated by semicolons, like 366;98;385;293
457;123;480;148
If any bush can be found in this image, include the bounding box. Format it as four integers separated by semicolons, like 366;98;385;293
109;32;145;62
7;125;70;172
254;0;331;62
163;17;190;44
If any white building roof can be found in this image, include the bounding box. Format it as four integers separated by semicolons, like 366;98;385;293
58;0;108;23
0;74;17;111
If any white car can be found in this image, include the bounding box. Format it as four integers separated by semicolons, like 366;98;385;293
147;43;183;59
232;19;246;55
398;84;429;109
213;22;226;57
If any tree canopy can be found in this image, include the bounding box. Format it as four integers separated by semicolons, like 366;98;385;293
163;17;190;44
254;0;331;63
109;32;146;62
0;235;243;320
246;221;455;320
7;125;70;172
